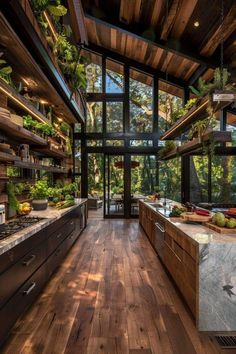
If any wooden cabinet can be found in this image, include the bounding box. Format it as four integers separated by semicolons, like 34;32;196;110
164;222;198;318
139;201;198;320
0;202;87;346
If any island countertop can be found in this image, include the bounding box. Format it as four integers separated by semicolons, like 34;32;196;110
0;199;87;256
141;200;236;332
144;201;236;245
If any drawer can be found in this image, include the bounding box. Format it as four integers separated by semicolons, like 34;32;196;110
0;227;48;275
46;218;76;258
0;240;46;309
45;229;77;279
0;264;46;346
165;223;197;260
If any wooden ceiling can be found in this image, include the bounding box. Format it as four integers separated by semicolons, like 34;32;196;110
79;0;236;94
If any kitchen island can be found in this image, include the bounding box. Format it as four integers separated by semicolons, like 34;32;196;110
139;200;236;332
0;199;87;345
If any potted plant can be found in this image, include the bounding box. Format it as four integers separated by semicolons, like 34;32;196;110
6;182;19;218
30;180;49;210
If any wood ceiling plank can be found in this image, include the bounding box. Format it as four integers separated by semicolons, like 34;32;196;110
182;62;199;81
134;0;143;23
200;3;236;56
119;0;134;25
152;48;164;69
150;0;165;28
170;0;198;38
160;0;182;41
110;28;117;50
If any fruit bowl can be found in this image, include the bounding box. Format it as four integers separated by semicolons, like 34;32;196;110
17;207;32;216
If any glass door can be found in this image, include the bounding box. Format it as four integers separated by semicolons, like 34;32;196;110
130;155;158;216
104;154;124;217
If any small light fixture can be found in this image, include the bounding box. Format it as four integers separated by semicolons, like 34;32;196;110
194;21;200;27
40;99;48;105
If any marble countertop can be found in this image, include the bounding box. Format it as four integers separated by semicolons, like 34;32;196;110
144;201;236;245
0;199;87;256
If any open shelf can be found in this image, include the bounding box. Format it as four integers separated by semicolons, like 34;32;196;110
161;97;232;141
14;160;67;173
160;131;232;160
0;152;21;163
0;11;84;124
0;115;47;146
35;145;67;159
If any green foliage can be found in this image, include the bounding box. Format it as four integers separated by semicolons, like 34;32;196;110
171;98;197;123
189;77;210;97
213;68;230;90
6;182;19;211
65;137;72;156
30;0;67;16
158;141;176;158
23;115;37;129
0;52;12;84
14;183;25;196
23;115;55;136
47;186;62;198
188;115;216;140
62;182;78;196
30;180;49;200
54;34;87;93
60;121;70;134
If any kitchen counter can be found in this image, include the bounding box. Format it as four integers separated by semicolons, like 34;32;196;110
140;201;236;332
0;199;87;256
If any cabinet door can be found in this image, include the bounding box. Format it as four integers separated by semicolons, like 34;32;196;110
0;239;46;309
0;264;46;346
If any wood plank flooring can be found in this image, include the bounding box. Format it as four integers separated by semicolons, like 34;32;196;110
1;214;228;354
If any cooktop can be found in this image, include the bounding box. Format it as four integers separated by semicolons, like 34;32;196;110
0;217;45;240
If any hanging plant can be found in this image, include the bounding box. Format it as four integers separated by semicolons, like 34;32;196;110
158;141;176;158
0;52;12;85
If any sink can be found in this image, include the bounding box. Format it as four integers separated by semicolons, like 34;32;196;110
147;202;163;208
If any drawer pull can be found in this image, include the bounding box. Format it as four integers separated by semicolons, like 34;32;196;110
57;233;62;239
23;282;36;295
70;221;74;225
22;254;36;266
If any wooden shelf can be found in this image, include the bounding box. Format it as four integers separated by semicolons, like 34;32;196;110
0;152;21;163
0;79;49;124
161;97;232;141
35;145;67;159
0;115;47;146
0;7;85;124
160;131;232;160
14;160;68;173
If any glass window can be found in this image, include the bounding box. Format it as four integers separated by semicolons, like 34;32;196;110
159;158;181;202
130;140;153;146
88;153;104;198
158;83;183;138
129;69;153;133
74;139;81;174
189;156;208;203
87;140;103;147
226;112;236;146
105;140;124;146
74;176;81;197
106;101;123;132
74;123;81;133
84;52;102;93
86;102;103;132
212;156;236;203
106;59;124;93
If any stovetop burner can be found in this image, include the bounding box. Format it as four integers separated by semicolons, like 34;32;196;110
0;217;45;240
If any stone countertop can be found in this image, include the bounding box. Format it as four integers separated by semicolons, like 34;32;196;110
144;201;236;245
0;199;87;256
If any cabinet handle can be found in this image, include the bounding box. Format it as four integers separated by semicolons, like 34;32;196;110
23;282;36;295
57;233;62;239
70;221;74;225
22;254;36;266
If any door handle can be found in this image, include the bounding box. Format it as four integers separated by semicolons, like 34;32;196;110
23;282;36;295
22;254;36;266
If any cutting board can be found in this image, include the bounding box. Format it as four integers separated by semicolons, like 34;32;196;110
205;222;236;234
181;212;212;223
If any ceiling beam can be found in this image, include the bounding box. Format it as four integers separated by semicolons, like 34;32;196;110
84;43;188;89
187;64;208;86
85;13;218;69
200;3;236;57
160;0;182;41
68;0;88;45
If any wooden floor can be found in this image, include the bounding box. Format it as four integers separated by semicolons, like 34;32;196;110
1;212;228;354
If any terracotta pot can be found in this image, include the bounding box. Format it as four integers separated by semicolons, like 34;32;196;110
32;199;48;210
